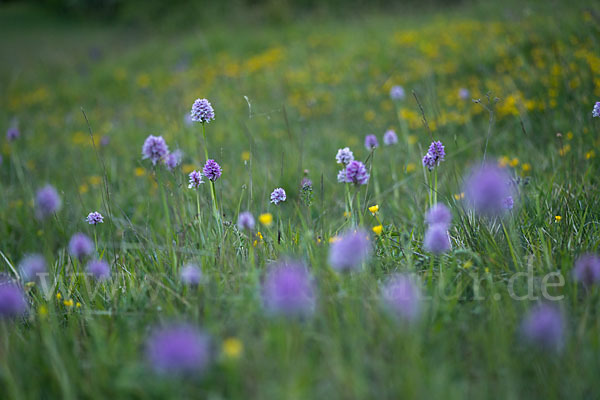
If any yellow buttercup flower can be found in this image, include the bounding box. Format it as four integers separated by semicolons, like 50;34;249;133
555;215;562;222
509;158;519;168
372;225;383;235
134;167;145;177
454;192;465;200
241;151;251;161
521;163;531;173
405;163;416;173
63;299;74;307
222;338;243;359
56;292;62;300
259;213;273;226
368;205;379;214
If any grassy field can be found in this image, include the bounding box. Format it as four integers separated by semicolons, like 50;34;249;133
1;1;600;398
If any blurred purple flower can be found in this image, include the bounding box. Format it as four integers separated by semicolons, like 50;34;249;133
86;259;110;281
237;211;255;230
190;98;215;123
100;135;110;147
270;188;286;205
328;230;371;272
188;170;203;189
364;134;378;150
503;196;514;210
180;264;203;286
464;163;512;217
165;150;183;171
521;304;564;351
19;254;47;283
337;169;347;183
425;203;452;228
203;159;222;182
592;101;600;118
381;274;422;323
6;126;19;141
572;254;600;287
86;211;104;225
423;225;451;255
142;135;169;166
262;260;316;317
335;147;354;165
345;161;369;185
390;85;405;100
35;185;62;219
146;324;212;374
68;233;94;260
458;88;470;100
383;130;398;146
0;283;28;318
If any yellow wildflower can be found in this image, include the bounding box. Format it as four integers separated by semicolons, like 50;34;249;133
56;292;62;300
222;338;243;359
134;167;145;177
368;205;379;215
63;299;74;307
555;215;562;222
241;151;251;161
372;225;383;235
405;163;416;173
259;213;273;226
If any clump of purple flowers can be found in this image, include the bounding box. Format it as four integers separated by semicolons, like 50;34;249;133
364;134;378;150
592;101;600;118
335;147;354;166
424;203;452;255
165;150;183;171
262;260;316;317
328;230;371;272
237;211;255;231
0;282;28;318
503;196;514;211
188;170;203;189
270;188;286;205
381;274;422;323
464;163;512;217
521;304;565;352
35;185;62;220
68;233;94;260
337;169;347;183
390;85;405;100
383;130;398;146
572;254;600;287
458;88;470;100
86;211;104;225
146;324;212;374
190;98;215;123
180;264;203;286
6;126;19;142
86;259;111;281
19;254;47;283
345;161;369;185
142;135;169;166
423;224;451;255
425;203;452;227
422;141;445;170
203;159;222;182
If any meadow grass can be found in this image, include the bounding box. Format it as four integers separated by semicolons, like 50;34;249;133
1;1;600;398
